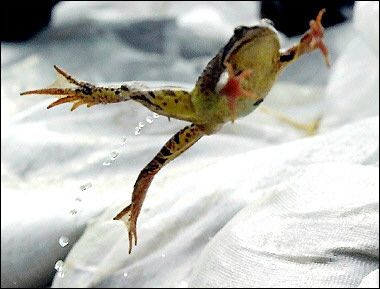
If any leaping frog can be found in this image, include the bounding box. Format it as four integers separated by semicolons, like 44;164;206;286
21;9;330;253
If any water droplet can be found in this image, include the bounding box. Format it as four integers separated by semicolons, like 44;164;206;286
161;253;166;258
103;160;112;166
146;116;153;123
138;121;145;128
110;151;119;160
134;127;141;136
75;197;82;202
153;112;160;118
69;209;78;215
80;182;92;191
123;272;128;278
54;260;64;271
120;136;128;145
57;271;65;278
59;236;69;247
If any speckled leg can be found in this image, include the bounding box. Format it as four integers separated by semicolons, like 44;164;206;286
127;89;199;123
21;66;201;123
114;123;206;253
260;106;321;135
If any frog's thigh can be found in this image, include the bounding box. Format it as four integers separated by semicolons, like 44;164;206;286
130;89;199;123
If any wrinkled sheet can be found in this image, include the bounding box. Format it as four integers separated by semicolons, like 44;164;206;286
191;161;379;288
1;1;379;288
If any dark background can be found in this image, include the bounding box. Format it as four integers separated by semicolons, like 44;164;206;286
2;0;355;42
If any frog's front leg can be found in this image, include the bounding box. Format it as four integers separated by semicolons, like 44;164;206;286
278;9;331;70
114;123;207;253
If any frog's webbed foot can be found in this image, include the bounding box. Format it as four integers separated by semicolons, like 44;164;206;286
113;176;151;254
220;63;260;122
113;204;137;254
260;106;322;136
300;9;330;67
21;66;124;111
305;117;321;136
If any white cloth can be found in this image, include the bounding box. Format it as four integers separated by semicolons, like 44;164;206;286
190;162;379;288
51;116;379;288
358;270;379;288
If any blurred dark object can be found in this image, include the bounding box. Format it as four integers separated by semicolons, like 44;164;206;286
261;0;355;37
1;1;59;42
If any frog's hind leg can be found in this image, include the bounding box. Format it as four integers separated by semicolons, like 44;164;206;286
260;106;321;136
114;123;206;253
21;66;200;123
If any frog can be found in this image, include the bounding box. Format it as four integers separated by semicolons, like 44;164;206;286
21;9;330;253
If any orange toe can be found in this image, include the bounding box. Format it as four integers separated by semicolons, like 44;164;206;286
221;63;258;122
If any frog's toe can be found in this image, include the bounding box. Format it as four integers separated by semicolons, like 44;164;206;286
128;219;138;254
113;204;138;254
304;9;331;67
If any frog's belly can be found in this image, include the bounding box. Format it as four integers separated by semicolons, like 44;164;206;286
235;98;262;119
198;96;262;124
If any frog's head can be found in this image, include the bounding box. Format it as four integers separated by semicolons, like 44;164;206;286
220;21;281;99
222;19;280;63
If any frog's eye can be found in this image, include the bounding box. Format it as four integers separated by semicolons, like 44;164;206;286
233;26;249;38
